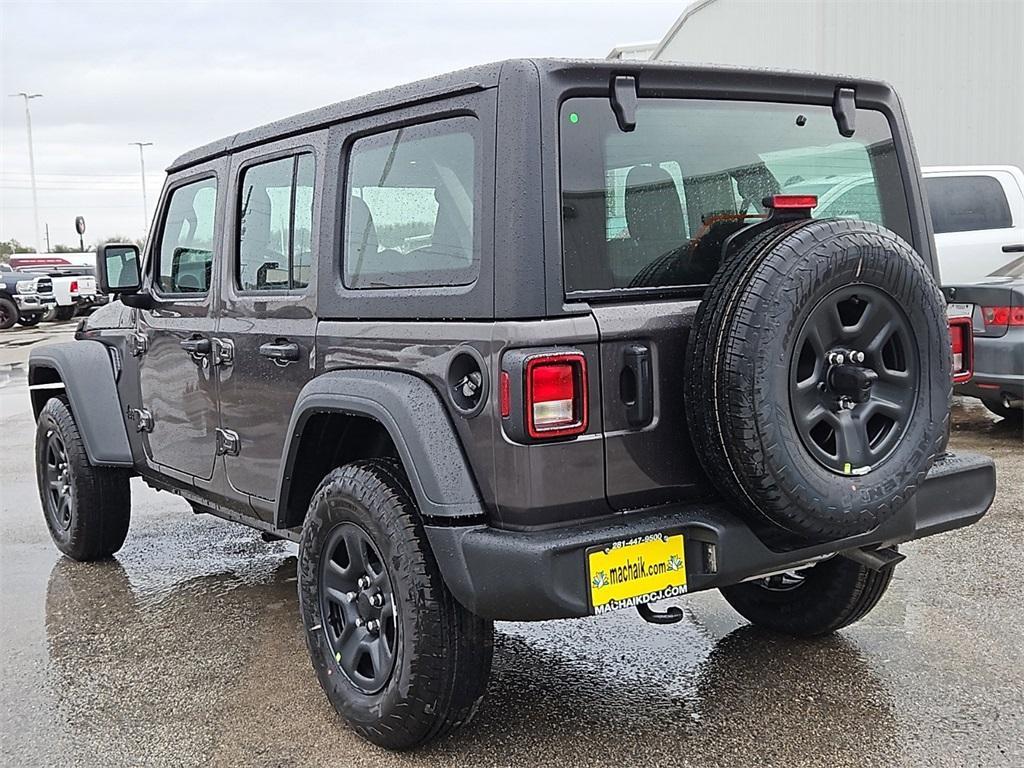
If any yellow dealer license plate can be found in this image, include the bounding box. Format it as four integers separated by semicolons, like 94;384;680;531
587;533;687;615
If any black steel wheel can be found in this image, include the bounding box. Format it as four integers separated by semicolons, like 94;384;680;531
685;218;951;541
790;285;919;476
298;459;492;750
34;397;131;560
42;428;75;533
319;522;397;694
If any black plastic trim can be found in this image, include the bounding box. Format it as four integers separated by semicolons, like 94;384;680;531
426;451;995;621
29;341;134;467
275;369;487;526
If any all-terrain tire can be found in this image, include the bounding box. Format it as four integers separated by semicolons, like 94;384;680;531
35;397;132;560
298;459;493;751
720;555;894;636
0;297;17;330
685;218;951;541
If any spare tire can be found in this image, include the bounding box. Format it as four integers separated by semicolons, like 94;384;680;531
685;218;951;541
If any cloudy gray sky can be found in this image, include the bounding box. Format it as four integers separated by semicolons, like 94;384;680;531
0;1;680;250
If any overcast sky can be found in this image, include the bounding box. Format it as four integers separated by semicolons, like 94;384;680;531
0;1;680;250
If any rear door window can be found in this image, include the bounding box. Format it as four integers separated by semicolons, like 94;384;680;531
156;177;218;295
559;99;911;294
923;175;1013;234
237;153;315;291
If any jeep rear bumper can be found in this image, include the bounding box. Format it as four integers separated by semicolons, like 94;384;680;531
425;452;995;621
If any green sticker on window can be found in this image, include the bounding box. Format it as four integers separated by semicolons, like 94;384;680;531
568;112;579;124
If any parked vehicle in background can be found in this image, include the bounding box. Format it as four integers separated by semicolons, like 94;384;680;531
0;263;56;329
9;255;106;321
946;256;1024;424
921;166;1024;284
28;60;996;750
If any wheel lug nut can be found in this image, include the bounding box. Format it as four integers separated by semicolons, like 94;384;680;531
366;619;380;634
852;351;865;363
345;591;358;603
357;576;371;590
369;592;384;608
828;352;844;365
355;617;365;628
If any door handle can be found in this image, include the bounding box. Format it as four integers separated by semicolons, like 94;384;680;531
622;344;653;427
259;340;300;363
1002;243;1024;253
180;336;211;355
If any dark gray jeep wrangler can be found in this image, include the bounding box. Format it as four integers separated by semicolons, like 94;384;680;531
30;59;996;750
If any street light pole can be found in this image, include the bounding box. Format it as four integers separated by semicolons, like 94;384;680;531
129;141;153;233
9;92;43;252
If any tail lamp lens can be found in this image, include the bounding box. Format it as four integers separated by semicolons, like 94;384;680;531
982;306;1024;327
69;280;78;293
525;353;587;438
948;316;972;384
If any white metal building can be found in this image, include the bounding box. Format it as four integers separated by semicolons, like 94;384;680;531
610;0;1024;172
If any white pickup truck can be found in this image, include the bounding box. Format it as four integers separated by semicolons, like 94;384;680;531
921;165;1024;284
8;254;105;321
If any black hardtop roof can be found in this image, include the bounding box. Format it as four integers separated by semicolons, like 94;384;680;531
168;58;896;172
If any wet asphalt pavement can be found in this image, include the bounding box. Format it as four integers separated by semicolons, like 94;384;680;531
1;327;1022;767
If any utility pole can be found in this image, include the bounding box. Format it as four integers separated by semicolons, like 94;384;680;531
129;141;153;233
9;92;43;252
45;223;51;253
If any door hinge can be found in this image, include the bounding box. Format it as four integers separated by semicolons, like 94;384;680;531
215;428;240;456
126;406;153;433
129;331;148;357
212;337;234;367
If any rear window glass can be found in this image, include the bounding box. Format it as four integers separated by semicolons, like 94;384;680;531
559;99;911;294
923;175;1012;234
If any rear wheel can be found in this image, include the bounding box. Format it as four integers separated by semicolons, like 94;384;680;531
35;397;132;561
720;555;894;636
17;312;42;327
298;459;492;750
54;305;77;322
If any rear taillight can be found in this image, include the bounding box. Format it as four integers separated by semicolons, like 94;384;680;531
69;280;79;294
525;353;587;438
948;316;973;384
981;306;1024;328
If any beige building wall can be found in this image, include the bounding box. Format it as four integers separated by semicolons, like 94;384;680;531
651;0;1024;171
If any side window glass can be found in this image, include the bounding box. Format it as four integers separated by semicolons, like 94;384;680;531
344;117;478;289
924;175;1013;234
238;153;316;291
157;178;218;294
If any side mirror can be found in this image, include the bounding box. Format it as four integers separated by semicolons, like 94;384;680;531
96;243;142;295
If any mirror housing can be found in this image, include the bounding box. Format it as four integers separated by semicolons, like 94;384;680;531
96;243;142;295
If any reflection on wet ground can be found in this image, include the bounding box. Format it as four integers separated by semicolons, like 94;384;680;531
2;370;1022;766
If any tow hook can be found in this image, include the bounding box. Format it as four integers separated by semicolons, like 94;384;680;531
636;602;685;625
840;545;905;571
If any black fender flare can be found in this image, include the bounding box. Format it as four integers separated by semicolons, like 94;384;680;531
275;369;486;526
28;341;133;467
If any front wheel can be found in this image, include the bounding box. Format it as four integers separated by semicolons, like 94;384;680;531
0;297;17;330
298;459;493;750
719;555;894;637
35;397;132;560
17;313;42;327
